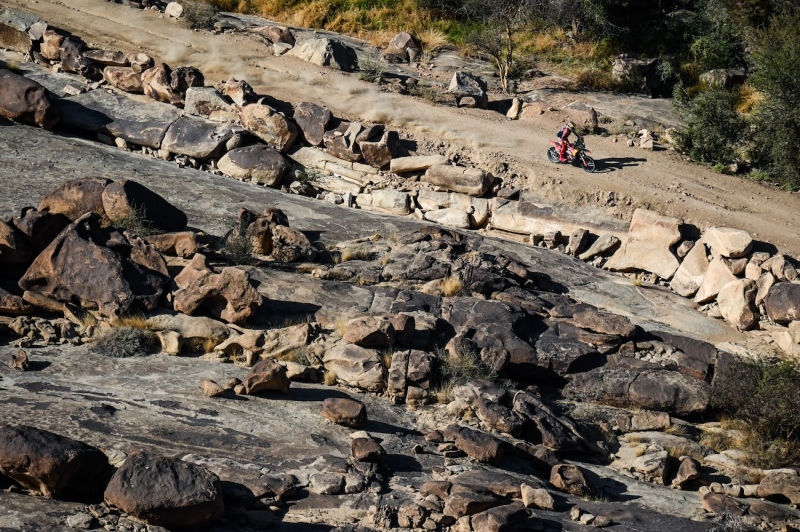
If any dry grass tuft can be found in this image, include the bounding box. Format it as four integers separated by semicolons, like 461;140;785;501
276;347;308;364
184;335;226;354
418;28;449;54
440;275;463;297
334;317;350;338
323;370;338;386
340;246;373;262
114;313;152;330
664;424;689;438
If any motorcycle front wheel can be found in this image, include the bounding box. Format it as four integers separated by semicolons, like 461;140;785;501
547;147;560;163
581;156;596;173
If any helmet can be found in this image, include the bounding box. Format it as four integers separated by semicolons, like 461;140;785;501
567;121;576;131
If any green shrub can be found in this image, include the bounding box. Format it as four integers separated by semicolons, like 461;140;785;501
183;1;219;30
220;218;254;265
674;86;748;165
112;204;161;237
358;56;386;83
91;326;159;358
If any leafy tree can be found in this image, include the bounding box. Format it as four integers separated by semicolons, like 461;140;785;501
748;9;800;189
675;86;747;165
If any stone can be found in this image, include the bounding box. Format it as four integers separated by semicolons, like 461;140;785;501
127;52;154;74
631;411;670;431
512;392;588;452
84;49;129;67
271;224;317;262
563;101;599;131
700;493;748;516
351;437;384;462
550;464;591;496
507;97;522;120
103;67;143;93
287;38;350;70
578;234;620;261
165;2;184;18
568;228;590;256
670;240;710;297
39;178;110;222
605;209;682;279
253;25;295;46
397;502;427;528
184;87;237;123
343;316;395;346
470;502;528;532
424;208;471;229
292;101;332;146
322;397;367;428
448;71;488;108
322;345;384;392
770;254;798;281
66;513;94;529
0;424;111;501
141;64;181;105
703;227;753;258
521;484;554;510
694;258;737;304
357;190;410;215
103;452;224;527
19;214;168;319
40;29;64;60
389;31;420;53
323;122;362;162
764;282;800;324
390;155;449;173
571;308;636;337
453;427;504;464
757;472;800;504
631;449;669;484
60;38;98;79
309;473;345;495
360;130;399;169
0;20;32;54
423;165;493;197
243;358;290;395
564;367;709;415
156;330;183;355
0;289;33;315
239;104;298;152
223;77;255;106
199;379;225;397
217;145;292;187
161;116;243;160
672;457;701;488
0;219;32;264
474;397;525;436
101;179;188;233
0;69;60;129
169;66;204;97
144;232;198;258
172;254;263;325
755;271;775;306
717;279;758;331
443;489;499;518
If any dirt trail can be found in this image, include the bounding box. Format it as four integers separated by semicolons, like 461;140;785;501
12;0;800;254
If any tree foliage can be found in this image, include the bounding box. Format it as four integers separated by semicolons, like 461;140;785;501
675;86;747;165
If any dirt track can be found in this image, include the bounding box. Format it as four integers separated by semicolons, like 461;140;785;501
10;0;800;254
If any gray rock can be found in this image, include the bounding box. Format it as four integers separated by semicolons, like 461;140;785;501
161;115;243;160
184;87;236;122
292;101;332;146
288;38;351;70
448;71;488;109
217;145;292;187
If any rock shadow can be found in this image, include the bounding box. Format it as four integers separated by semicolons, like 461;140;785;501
283;386;352;402
592;156;648;173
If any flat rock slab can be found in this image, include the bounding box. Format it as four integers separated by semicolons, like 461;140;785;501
60;89;181;148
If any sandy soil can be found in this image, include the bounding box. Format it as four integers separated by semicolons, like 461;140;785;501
11;0;800;255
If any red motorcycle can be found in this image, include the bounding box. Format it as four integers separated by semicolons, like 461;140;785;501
547;137;596;173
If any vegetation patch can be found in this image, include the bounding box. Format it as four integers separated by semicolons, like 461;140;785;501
91;326;159;358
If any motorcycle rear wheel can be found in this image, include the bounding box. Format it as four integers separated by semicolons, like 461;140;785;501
581;156;596;173
547;147;560;163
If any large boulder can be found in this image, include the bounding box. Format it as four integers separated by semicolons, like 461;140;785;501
0;69;60;129
717;279;758;331
39;177;111;222
611;55;668;97
169;66;204;97
184;86;236;123
253;25;295;46
40;29;64;60
322;397;367;428
287;38;350;70
0;20;32;54
563;101;598;131
669;240;709;297
764;282;800;324
59;38;97;79
239;104;298;152
104;452;224;528
422;165;494;197
161;116;243;160
757;472;800;505
390;154;448;173
703;227;752;258
453;426;505;464
172;254;263;325
565;367;709;415
19;214;169;318
0;424;111;501
550;464;591;496
694;257;737;303
141;63;181;105
359;130;399;169
101;179;188;233
103;67;143;94
292;101;332;146
448;71;488;109
84;49;129;67
470;502;529;532
322;344;385;392
243;358;290;394
217;145;292;187
604;209;682;279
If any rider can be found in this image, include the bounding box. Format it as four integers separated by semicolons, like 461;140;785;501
558;120;577;162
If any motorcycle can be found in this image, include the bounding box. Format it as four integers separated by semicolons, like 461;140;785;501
547;137;596;173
